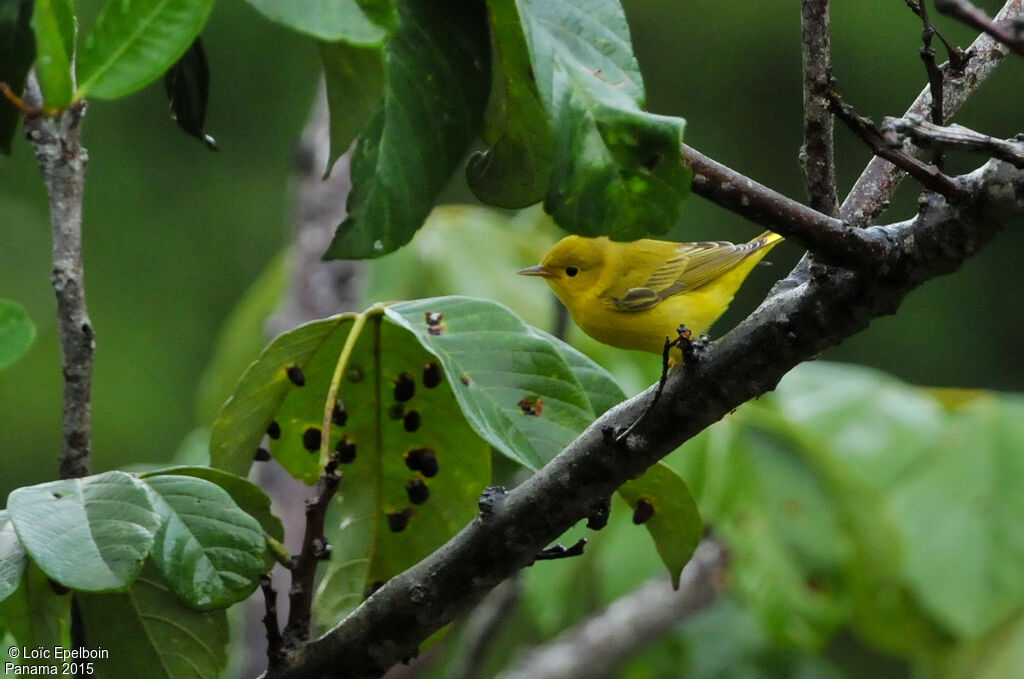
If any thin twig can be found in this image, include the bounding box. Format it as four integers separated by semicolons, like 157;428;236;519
262;575;285;666
283;455;343;649
495;540;728;679
682;144;887;269
22;74;93;480
883;115;1024;167
800;0;839;216
936;0;1024;57
911;0;947;168
841;0;1024;225
827;89;967;200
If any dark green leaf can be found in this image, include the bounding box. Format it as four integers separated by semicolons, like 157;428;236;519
0;299;35;370
0;511;25;603
140;475;265;609
7;471;160;592
77;560;228;679
30;0;74;107
466;0;554;207
76;0;215;100
141;465;284;545
618;463;702;588
319;40;385;175
242;0;397;44
322;0;490;259
0;0;34;153
164;38;216;150
515;0;690;239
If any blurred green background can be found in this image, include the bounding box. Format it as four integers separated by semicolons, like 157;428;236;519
2;0;1022;503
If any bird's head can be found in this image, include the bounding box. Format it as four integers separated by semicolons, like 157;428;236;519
518;236;607;307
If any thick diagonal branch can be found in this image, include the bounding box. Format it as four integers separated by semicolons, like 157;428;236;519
266;160;1024;679
22;75;93;480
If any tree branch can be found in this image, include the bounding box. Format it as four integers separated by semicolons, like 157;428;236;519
681;144;888;269
936;0;1024;58
494;540;728;679
800;0;839;216
883;115;1024;167
22;75;93;480
265;159;1024;679
840;0;1024;225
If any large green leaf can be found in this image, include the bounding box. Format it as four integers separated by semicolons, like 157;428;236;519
7;471;160;592
887;395;1024;639
139;475;265;610
0;0;34;153
0;299;35;370
466;0;554;207
514;0;690;239
141;466;284;546
76;0;215;100
242;0;397;43
77;560;228;679
322;0;490;259
319;40;386;175
0;0;33;153
310;317;490;627
385;297;599;470
31;0;75;107
0;511;25;603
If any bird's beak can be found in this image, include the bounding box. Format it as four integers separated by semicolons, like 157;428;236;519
518;264;554;278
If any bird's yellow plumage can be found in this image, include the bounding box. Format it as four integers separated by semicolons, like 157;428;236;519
519;232;783;354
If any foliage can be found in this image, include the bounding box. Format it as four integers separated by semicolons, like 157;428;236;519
2;0;1023;677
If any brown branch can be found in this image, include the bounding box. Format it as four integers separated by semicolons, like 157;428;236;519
841;0;1024;225
827;89;967;199
265;159;1024;679
800;0;839;216
283;455;343;650
909;0;948;168
262;575;285;666
883;115;1024;167
681;144;888;269
936;0;1024;57
494;540;728;679
22;74;93;480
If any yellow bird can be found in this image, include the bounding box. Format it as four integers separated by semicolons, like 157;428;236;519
519;232;783;354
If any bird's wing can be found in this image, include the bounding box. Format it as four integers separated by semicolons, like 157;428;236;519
611;239;767;311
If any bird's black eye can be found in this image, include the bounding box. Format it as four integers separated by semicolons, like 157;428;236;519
565;266;579;277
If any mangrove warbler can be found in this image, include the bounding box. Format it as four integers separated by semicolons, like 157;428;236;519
519;232;783;354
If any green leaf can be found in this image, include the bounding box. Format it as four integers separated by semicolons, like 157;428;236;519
0;0;35;153
385;297;599;470
31;0;75;107
319;40;386;175
141;466;284;545
0;561;70;659
515;0;690;239
466;0;554;207
139;475;265;610
210;306;491;627
0;299;35;370
210;314;354;478
887;395;1024;639
0;511;25;603
76;0;215;100
618;463;702;589
322;0;490;259
7;471;160;592
532;327;625;417
77;560;228;679
242;0;397;43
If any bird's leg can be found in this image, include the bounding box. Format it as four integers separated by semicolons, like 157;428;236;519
615;325;693;445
